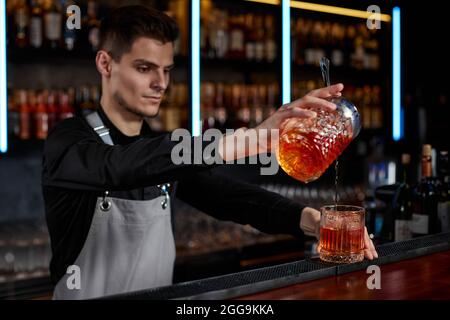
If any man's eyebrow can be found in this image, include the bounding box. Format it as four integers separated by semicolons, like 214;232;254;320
133;59;175;69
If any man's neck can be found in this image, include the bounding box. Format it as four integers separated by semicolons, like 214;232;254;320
100;95;143;137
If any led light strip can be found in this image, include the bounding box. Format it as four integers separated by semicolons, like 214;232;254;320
290;1;391;22
246;0;391;22
191;0;201;136
0;0;7;153
282;0;290;104
392;7;402;141
246;0;280;5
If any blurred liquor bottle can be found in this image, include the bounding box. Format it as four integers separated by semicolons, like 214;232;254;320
393;154;413;241
411;145;439;236
437;151;450;232
14;0;30;48
29;0;43;49
43;0;63;49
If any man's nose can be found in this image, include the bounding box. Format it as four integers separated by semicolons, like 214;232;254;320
150;69;167;93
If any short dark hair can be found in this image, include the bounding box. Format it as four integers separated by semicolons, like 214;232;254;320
99;5;179;61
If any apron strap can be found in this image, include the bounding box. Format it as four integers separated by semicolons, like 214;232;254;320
85;111;114;146
85;111;113;210
84;111;170;210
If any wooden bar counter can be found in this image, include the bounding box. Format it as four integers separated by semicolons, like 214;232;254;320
237;250;450;300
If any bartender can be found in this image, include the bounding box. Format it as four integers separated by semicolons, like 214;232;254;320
42;5;378;299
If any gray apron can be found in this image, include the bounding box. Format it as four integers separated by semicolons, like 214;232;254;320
53;112;176;299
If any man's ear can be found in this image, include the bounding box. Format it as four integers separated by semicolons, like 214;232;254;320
96;50;113;77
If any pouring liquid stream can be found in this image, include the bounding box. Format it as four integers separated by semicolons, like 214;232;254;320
321;56;340;210
334;159;339;209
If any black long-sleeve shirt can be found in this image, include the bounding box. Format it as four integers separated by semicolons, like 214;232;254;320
42;107;306;284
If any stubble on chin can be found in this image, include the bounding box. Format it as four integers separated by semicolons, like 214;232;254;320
113;91;159;118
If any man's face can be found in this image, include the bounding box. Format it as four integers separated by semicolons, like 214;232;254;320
109;37;174;117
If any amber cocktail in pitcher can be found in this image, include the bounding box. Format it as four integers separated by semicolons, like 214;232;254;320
319;205;365;264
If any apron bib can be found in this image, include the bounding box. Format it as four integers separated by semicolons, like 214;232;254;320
53;112;176;299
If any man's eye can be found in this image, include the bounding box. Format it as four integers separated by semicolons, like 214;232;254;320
137;67;149;73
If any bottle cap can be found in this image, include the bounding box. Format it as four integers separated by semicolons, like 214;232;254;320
422;144;432;157
401;153;410;165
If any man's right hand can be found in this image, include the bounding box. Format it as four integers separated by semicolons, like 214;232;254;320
218;83;344;161
255;83;343;138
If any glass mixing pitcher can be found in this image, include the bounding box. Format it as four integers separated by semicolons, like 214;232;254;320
276;58;361;183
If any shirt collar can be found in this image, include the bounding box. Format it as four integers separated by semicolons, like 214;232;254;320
96;105;153;145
